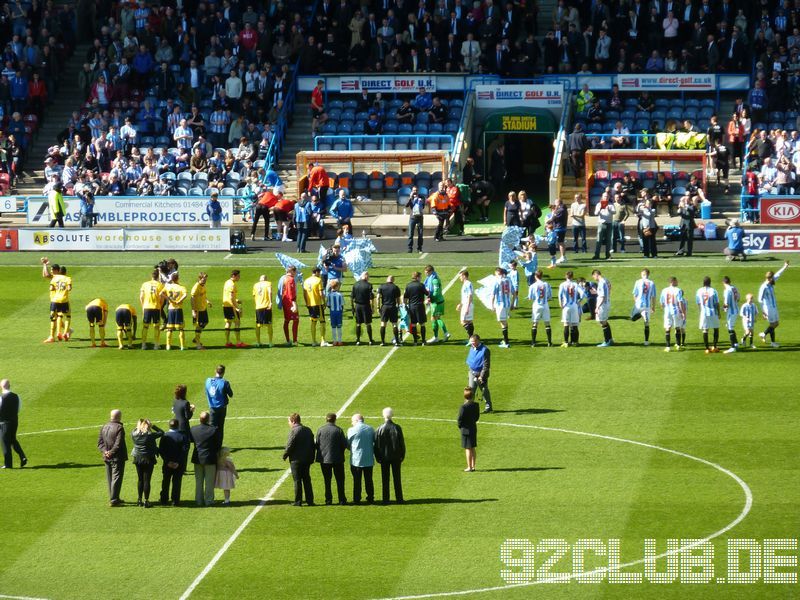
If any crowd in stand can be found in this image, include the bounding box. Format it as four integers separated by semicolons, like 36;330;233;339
0;1;76;188
33;0;321;199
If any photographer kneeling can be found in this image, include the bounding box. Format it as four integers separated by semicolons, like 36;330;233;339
723;219;746;261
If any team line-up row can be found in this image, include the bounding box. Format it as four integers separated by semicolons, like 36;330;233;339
39;257;790;353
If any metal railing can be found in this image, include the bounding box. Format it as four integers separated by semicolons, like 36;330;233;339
549;90;575;201
449;90;474;181
313;134;454;151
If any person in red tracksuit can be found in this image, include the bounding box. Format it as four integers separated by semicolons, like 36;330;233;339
279;266;300;346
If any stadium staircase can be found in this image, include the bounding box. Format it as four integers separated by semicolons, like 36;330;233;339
16;43;92;197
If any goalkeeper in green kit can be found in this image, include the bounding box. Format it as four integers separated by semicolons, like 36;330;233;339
424;265;451;343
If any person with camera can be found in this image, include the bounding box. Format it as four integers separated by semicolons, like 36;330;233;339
675;194;697;257
636;197;659;258
406;186;426;254
723;219;746;261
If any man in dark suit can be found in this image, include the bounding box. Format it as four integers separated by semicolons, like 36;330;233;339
97;409;127;506
315;413;348;505
374;407;406;504
283;413;316;506
191;411;221;507
159;418;190;506
0;379;26;469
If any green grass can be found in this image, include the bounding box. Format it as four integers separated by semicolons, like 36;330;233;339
1;250;799;599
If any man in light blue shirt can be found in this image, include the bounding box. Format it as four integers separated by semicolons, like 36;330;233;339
347;414;375;504
205;364;233;443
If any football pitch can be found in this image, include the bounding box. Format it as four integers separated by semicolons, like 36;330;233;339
0;249;799;600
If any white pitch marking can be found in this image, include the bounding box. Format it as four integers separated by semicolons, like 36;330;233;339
419;252;429;260
0;595;52;600
372;417;754;600
178;274;461;599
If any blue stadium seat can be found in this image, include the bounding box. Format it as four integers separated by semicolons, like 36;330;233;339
787;110;799;119
389;99;403;109
634;119;649;131
685;99;700;108
655;98;670;107
624;97;638;107
784;120;796;130
355;111;370;122
351;172;369;193
684;108;698;121
328;100;344;110
621;110;635;120
415;171;431;189
699;107;714;119
450;99;464;109
770;111;785;122
385;171;400;192
383;122;398;134
651;110;666;122
428;123;444;133
414;123;428;134
416;111;430;124
698;120;710;130
341;109;356;121
337;121;353;134
669;98;684;108
700;99;715;108
327;108;342;120
322;123;337;134
769;122;783;131
317;142;333;151
666;109;683;120
397;186;411;206
605;110;620;121
587;123;602;133
398;123;413;134
343;100;358;110
445;122;459;134
635;111;650;120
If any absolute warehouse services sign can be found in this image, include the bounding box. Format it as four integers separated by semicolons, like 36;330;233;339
17;229;230;251
26;197;234;226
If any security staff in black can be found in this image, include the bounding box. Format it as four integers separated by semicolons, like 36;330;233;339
351;271;375;345
0;379;27;468
403;271;430;345
377;275;402;346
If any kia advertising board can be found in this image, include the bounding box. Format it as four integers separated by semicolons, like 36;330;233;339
760;198;800;225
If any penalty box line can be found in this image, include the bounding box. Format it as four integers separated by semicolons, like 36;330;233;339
178;272;461;600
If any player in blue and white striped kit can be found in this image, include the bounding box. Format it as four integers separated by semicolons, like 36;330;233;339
695;276;721;353
659;277;686;351
758;261;789;347
739;293;758;349
592;269;614;347
528;270;552;347
491;267;513;348
326;279;345;346
631;269;657;345
558;271;585;347
722;276;740;353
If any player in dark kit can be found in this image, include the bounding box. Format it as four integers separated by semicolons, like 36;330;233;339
403;272;430;346
376;275;402;346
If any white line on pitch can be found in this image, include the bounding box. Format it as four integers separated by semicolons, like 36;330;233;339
179;273;461;599
0;594;51;600
419;252;428;260
223;253;234;260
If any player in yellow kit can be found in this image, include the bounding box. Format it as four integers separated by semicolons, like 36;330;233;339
115;303;138;349
164;273;188;350
303;267;328;346
223;269;246;347
139;269;165;349
41;257;73;343
252;274;273;347
85;297;109;347
191;272;211;350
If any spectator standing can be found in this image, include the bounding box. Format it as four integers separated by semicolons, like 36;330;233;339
315;413;348;505
97;409;127;506
347;414;375;504
191;411;221;507
205;364;233;443
675;196;697;257
0;379;27;469
406;186;425;253
569;193;587;253
458;387;479;472
159;418;189;506
374;407;406;504
131;418;164;508
466;334;492;413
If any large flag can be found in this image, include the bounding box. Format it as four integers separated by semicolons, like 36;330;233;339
276;253;308;271
475;274;498;310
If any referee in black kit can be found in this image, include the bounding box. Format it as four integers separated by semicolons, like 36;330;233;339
376;275;402;346
351;272;375;345
403;271;429;346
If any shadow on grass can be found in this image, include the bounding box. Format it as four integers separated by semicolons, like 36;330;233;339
490;408;564;415
402;497;499;505
481;466;564;473
237;467;284;473
28;462;101;470
231;446;284;453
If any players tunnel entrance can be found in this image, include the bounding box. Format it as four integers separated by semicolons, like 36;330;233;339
481;109;557;200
